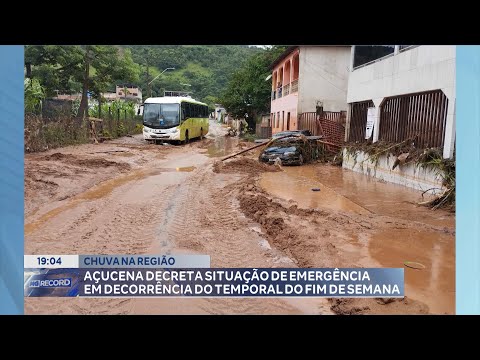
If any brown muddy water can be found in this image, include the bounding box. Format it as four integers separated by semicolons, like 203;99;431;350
368;229;454;314
259;163;455;314
260;166;371;215
203;136;240;158
260;164;454;227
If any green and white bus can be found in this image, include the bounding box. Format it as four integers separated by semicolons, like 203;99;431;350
142;96;209;143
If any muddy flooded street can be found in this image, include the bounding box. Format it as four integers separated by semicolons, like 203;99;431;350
24;120;455;315
259;165;455;314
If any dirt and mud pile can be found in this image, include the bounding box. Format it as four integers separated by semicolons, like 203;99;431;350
40;153;131;170
213;158;281;174
235;181;434;314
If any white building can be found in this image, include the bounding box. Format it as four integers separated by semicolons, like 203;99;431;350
343;45;456;191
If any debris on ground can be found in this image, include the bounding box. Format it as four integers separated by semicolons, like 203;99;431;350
225;127;238;137
237;142;249;148
329;297;429;315
404;261;426;270
392;152;410;170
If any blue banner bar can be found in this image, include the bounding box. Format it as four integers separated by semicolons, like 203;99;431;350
0;46;24;315
457;46;480;314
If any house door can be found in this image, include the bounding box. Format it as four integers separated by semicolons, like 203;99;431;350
286;112;290;130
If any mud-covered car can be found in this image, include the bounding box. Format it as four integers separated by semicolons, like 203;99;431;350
259;135;320;166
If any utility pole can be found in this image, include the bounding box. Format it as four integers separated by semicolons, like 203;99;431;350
148;67;175;98
146;59;150;99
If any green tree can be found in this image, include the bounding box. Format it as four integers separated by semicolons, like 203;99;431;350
77;46;140;119
25;45;84;97
24;78;45;114
25;45;140;119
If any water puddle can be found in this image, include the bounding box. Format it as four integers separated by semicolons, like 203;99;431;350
176;166;196;172
110;152;135;157
367;229;455;314
260;164;454;228
205;136;239;158
78;169;162;201
311;165;455;228
260;165;371;215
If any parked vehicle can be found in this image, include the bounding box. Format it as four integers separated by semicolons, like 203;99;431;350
254;130;316;144
259;134;320;166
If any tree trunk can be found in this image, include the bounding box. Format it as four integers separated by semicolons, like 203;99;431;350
25;62;32;79
77;46;90;120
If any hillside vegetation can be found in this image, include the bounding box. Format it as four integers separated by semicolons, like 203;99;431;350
123;45;263;104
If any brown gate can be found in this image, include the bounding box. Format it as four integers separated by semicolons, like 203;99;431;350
379;90;448;149
348;100;374;142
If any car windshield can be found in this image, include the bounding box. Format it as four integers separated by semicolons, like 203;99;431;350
143;103;180;128
273;131;305;138
266;145;297;152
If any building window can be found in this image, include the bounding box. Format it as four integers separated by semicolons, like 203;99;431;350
353;45;395;69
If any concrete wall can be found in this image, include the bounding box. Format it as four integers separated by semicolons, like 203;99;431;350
298;46;350;113
346;45;456;158
342;149;445;193
347;46;455;103
270;93;298;133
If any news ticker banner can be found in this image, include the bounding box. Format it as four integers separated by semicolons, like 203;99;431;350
24;255;404;298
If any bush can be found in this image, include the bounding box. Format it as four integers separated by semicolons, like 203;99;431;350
25;115;88;152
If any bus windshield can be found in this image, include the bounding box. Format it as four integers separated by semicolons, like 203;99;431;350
143;103;180;128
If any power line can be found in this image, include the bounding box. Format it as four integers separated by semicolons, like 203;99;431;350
303;58;348;94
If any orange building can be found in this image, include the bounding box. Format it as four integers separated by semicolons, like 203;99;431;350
269;46;351;134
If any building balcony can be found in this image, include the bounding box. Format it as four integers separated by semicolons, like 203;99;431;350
291;79;298;93
271;79;298;102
